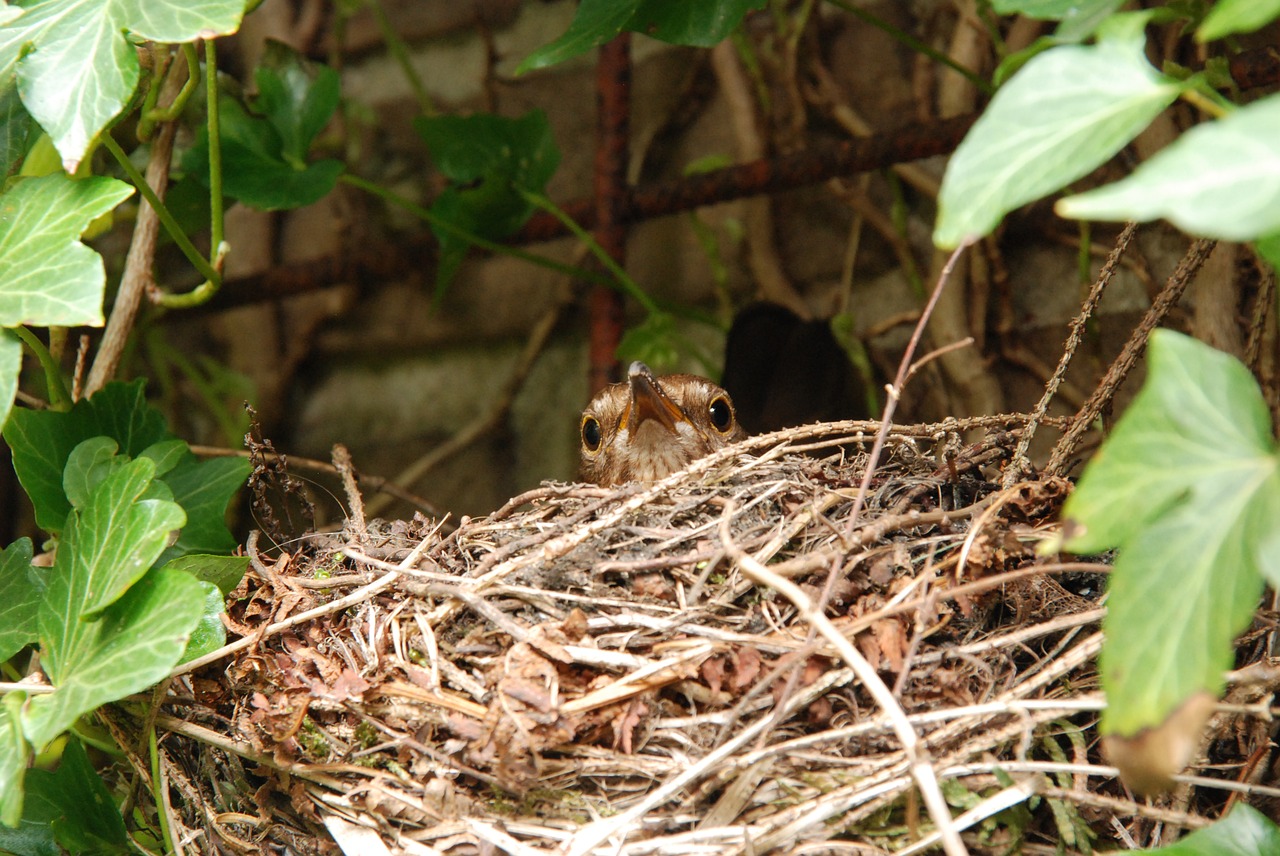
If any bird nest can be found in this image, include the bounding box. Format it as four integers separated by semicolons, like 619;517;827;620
139;419;1272;855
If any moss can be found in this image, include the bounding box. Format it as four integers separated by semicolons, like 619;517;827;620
296;718;331;759
484;785;610;822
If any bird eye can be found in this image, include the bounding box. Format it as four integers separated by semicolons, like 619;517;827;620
581;415;603;452
708;396;734;433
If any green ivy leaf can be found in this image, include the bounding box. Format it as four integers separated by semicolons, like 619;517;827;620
163;553;247;662
44;456;185;626
156;454;251;563
23;462;201;749
64;437;141;510
4;382;248;554
3;381;168;533
1063;330;1280;736
164;553;249;597
183;42;343;211
254;39;341;169
1198;0;1280;41
185;94;344;211
518;0;631;73
518;0;766;73
628;1;766;45
617;312;681;372
23;566;205;752
0;0;245;171
165;554;246;662
933;13;1181;248
0;174;134;328
0;695;27;829
182;578;228;662
991;0;1116;17
1057;95;1280;241
21;740;128;854
415;110;560;292
0;84;35;178
0;327;17;430
417;112;560;189
0;538;37;662
139;438;191;478
991;0;1124;41
1142;804;1280;855
62;437;121;509
62;439;180;522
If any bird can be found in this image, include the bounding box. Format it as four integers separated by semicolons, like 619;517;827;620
578;361;747;486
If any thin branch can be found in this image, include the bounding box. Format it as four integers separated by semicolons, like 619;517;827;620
1047;238;1217;476
169;566;399;677
154;38;228;309
101;134;219;287
189;444;451;523
86;56;190;395
1003;222;1136;486
13;327;71;409
718;504;967;856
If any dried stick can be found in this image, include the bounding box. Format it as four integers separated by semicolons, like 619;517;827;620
168;528;438;677
331;443;367;541
1004;222;1137;486
85;53;188;396
897;780;1039;855
718;505;967;856
1244;246;1276;374
563;682;816;854
189;444;451;522
154;715;348;789
1047;238;1217;476
837;245;968;538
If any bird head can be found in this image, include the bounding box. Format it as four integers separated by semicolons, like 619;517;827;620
578;361;746;486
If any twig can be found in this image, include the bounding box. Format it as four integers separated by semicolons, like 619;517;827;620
1047;238;1217;476
0;682;54;695
1005;222;1136;486
171;568;401;677
952;760;1280;805
169;529;437;678
468;819;545;856
840;244;968;538
190;443;452;524
718;503;967;856
903;336;975;385
737;697;1106;764
84;53;188;395
331;444;367;542
772;244;970;751
1244;245;1276;375
898;779;1039;856
72;334;90;401
154;715;349;789
952;480;1051;580
561;633;867;856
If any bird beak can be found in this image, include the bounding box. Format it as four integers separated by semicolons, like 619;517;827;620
625;361;687;434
